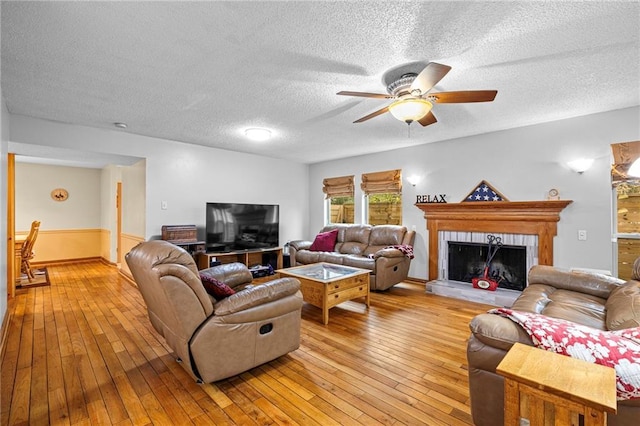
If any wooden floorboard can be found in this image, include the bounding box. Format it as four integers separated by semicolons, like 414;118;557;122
1;261;494;425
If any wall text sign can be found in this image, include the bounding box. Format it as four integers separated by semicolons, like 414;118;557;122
417;194;447;203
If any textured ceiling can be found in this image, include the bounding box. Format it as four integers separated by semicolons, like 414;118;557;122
2;1;639;165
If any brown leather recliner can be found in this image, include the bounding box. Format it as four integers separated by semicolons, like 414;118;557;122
467;258;640;426
125;240;304;383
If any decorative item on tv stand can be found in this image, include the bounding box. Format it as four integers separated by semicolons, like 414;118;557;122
472;235;503;291
161;225;206;256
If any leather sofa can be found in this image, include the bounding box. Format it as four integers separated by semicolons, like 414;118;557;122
467;259;640;426
288;224;416;291
125;240;304;383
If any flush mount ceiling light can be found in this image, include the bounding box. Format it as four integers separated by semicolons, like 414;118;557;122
114;122;127;129
244;128;272;141
567;158;594;174
388;98;433;124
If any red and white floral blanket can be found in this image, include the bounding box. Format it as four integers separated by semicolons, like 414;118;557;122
489;308;640;400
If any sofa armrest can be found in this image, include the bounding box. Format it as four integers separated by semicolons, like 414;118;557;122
373;247;405;259
214;278;301;316
289;240;312;251
199;262;253;290
468;313;533;352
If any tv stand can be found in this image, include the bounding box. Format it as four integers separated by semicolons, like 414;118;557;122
197;247;283;271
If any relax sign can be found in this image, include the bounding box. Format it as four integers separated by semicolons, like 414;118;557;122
416;194;447;203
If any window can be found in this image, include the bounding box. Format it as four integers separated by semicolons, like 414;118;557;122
361;169;402;225
323;175;355;224
611;141;640;280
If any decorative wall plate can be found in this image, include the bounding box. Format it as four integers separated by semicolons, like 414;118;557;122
51;188;69;202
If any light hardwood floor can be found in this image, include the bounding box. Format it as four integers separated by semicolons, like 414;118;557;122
1;261;494;425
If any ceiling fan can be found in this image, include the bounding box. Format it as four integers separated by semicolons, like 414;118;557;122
337;62;497;127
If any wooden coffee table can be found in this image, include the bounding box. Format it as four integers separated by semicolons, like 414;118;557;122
277;262;370;325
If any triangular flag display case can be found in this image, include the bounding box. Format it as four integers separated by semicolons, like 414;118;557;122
462;180;509;202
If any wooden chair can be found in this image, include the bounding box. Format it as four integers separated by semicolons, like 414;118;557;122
21;220;41;282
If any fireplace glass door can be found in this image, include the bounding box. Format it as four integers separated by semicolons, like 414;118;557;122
447;242;527;291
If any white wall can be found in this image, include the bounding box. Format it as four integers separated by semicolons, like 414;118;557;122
8;115;310;246
309;107;640;279
14;163;102;231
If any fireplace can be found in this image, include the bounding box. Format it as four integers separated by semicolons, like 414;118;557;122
447;241;527;291
415;200;572;306
415;200;573;281
440;231;539;291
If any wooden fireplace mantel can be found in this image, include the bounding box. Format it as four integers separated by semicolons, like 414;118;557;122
415;200;573;281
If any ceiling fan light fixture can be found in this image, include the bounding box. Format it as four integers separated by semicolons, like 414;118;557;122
388;98;433;124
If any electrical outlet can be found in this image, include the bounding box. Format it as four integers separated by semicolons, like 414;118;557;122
578;230;587;241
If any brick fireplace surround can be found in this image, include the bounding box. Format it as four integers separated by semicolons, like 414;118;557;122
415;200;573;281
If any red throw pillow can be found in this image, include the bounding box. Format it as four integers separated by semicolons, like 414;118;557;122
199;273;236;301
309;229;338;252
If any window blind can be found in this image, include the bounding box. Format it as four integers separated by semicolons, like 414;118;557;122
322;175;354;199
361;169;402;195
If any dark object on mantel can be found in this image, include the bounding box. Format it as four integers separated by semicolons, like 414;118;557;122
161;225;205;255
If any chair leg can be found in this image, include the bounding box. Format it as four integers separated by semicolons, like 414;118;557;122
22;259;34;282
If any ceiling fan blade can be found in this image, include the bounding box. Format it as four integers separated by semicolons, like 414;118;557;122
418;111;437;127
429;90;498;103
354;106;390;123
337;91;393;99
410;62;452;95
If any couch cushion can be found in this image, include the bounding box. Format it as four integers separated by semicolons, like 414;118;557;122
369;225;406;246
341;254;375;270
339;242;368;256
317;252;345;265
309;229;338;251
512;284;607;330
606;280;640;330
343;225;371;244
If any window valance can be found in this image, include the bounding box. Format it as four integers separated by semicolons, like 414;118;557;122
322;175;354;199
361;169;402;195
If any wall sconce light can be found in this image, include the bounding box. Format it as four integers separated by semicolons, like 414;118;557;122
406;175;421;186
567;158;594;174
628;158;640;177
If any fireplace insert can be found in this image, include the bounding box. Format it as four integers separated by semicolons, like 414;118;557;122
447;242;526;291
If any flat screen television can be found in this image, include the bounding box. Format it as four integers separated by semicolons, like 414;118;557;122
205;202;279;252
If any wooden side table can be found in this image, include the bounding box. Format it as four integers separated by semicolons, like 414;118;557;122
496;343;617;426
